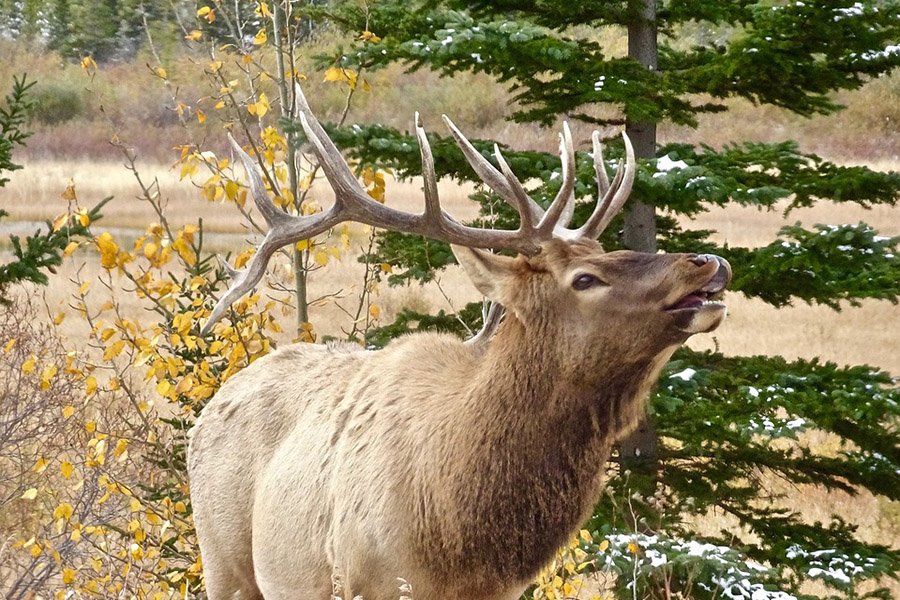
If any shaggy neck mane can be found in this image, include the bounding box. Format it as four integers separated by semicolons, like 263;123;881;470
423;313;674;590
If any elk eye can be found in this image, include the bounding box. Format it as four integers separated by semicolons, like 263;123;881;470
572;273;602;291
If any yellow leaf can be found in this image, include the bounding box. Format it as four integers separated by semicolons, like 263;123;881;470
102;340;126;361
78;281;90;296
80;56;97;72
248;92;270;117
598;539;610;552
197;5;215;22
53;502;74;520
153;66;167;79
21;488;38;500
257;2;272;17
4;338;16;353
96;232;119;270
40;364;58;390
312;248;329;267
369;304;381;320
114;439;128;459
323;67;344;82
33;457;49;473
62;568;76;585
185;29;203;41
84;420;96;433
76;208;90;226
224;180;239;201
197;109;206;124
62;405;75;418
52;312;66;326
51;213;69;232
60;178;77;201
214;99;226;110
358;30;381;43
323;66;358;89
627;541;639;554
156;379;172;397
61;461;74;478
253;28;268;45
85;376;97;397
22;355;36;374
63;241;79;257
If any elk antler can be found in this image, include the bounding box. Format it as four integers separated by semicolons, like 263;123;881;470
200;83;635;335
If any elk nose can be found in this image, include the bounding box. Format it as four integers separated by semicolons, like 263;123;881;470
697;255;732;293
689;254;716;266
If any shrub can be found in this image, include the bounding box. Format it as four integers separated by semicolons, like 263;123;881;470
28;81;86;125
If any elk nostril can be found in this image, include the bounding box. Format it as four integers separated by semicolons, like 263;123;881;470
689;254;711;266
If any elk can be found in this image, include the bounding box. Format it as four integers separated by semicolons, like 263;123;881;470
187;84;732;600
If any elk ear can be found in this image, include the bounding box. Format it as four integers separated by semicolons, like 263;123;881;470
452;245;517;303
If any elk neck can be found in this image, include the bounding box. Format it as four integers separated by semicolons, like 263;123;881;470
464;310;673;441
427;311;675;588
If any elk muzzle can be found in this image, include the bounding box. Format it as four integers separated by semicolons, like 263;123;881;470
665;254;732;334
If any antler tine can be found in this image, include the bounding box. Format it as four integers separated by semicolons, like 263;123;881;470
464;301;505;348
293;83;377;207
577;131;636;240
492;144;536;230
441;115;544;225
201;138;341;336
414;112;442;221
227;134;286;228
538;121;577;235
592;131;611;196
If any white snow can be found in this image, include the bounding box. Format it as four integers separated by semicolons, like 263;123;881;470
670;368;697;381
834;2;865;21
653;155;689;178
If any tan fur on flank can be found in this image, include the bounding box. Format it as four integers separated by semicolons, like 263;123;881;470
188;238;731;600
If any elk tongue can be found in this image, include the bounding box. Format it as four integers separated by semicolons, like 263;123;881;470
671;293;705;310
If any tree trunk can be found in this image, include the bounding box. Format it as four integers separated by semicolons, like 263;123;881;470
272;1;309;330
620;0;659;470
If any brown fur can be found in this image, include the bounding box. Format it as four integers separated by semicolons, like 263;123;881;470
187;239;730;600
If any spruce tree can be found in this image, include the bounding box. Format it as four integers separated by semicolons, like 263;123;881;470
296;1;899;598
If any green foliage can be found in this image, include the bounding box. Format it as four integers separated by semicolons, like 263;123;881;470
365;302;484;348
628;350;899;597
727;223;899;308
0;198;109;301
318;0;900;126
0;73;32;187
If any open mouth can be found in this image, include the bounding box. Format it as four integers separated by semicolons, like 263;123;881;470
666;262;730;312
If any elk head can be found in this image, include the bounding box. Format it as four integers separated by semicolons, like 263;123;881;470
199;83;731;344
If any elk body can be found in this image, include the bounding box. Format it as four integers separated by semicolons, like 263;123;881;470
187;85;732;600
